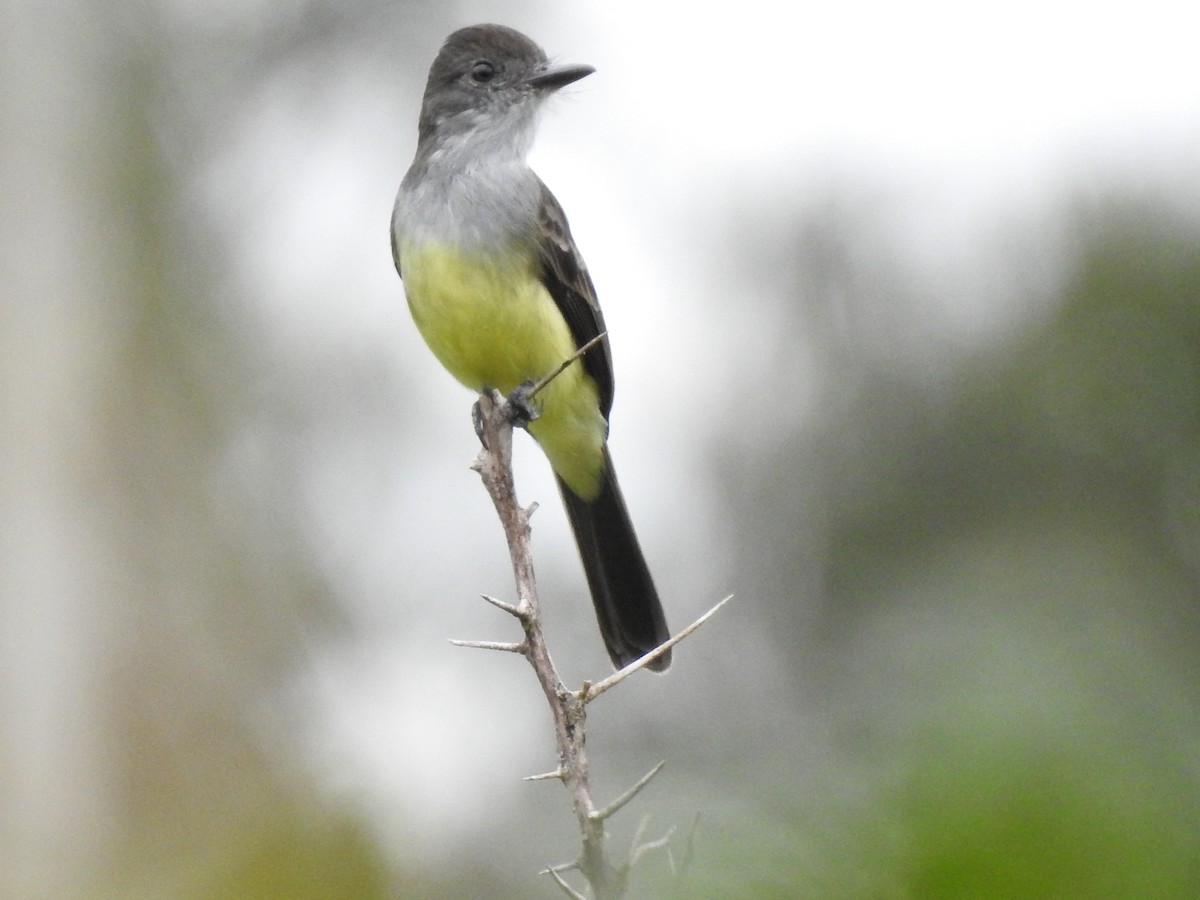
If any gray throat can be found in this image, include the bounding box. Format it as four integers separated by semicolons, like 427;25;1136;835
393;108;545;252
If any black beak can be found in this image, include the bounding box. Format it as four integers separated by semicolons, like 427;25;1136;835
526;62;595;91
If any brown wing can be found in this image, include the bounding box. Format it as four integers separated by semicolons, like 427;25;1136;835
536;179;615;421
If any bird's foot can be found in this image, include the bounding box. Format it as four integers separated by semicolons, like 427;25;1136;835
506;380;541;429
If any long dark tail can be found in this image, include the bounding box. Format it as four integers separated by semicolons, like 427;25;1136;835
557;447;671;671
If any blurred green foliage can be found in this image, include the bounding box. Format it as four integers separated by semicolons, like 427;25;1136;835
698;200;1200;898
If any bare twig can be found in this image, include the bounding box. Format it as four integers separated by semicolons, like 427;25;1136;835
525;331;608;401
470;389;621;899
581;594;733;703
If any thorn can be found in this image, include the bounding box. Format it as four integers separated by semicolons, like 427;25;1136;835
541;864;586;899
583;594;734;703
479;593;522;617
590;760;666;823
448;638;526;654
523;768;566;782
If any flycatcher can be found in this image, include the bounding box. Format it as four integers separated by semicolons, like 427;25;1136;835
391;24;671;671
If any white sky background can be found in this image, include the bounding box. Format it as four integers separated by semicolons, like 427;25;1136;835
218;0;1200;860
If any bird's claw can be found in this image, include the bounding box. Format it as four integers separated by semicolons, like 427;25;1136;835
506;381;541;428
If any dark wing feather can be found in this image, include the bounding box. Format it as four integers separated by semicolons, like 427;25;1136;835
536;179;615;420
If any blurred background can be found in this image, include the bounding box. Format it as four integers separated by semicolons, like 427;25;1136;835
3;1;1198;897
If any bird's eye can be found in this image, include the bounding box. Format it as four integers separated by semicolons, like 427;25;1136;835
469;61;495;84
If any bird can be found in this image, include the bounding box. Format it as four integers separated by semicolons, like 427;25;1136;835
390;25;671;670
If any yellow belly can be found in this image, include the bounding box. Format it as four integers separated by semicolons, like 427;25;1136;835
400;240;607;499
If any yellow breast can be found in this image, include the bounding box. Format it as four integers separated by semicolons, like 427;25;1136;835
399;239;607;498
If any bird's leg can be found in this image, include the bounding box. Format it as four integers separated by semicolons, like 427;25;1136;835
472;395;487;446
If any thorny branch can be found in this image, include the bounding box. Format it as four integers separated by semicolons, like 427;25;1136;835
463;388;728;898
